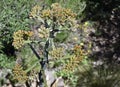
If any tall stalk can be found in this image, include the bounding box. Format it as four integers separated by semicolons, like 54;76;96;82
28;43;48;87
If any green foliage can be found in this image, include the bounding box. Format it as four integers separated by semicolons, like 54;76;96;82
0;0;35;54
54;31;69;42
57;70;78;86
0;0;36;85
11;45;41;83
0;54;15;69
17;45;40;73
44;0;57;5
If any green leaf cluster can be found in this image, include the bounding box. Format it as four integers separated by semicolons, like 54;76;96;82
0;54;15;69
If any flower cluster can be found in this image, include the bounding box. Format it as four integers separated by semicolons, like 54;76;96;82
50;3;76;24
38;25;50;39
63;55;78;72
30;3;76;25
13;64;28;83
12;30;33;49
63;45;86;72
49;47;65;59
73;45;85;57
29;5;42;19
41;9;51;18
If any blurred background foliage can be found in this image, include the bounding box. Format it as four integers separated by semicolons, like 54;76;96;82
76;62;120;87
83;0;120;21
83;0;120;63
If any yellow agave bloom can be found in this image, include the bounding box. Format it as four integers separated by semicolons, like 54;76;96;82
29;5;42;18
63;55;80;72
50;3;76;24
51;3;61;9
74;45;87;61
49;47;65;59
41;9;51;18
63;44;87;72
13;64;28;83
38;25;50;39
12;30;33;49
30;3;77;26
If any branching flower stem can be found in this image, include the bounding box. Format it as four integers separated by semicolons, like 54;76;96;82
28;43;48;87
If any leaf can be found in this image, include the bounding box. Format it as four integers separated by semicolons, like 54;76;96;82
54;31;69;42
